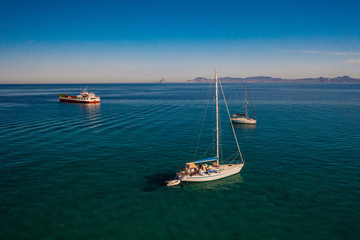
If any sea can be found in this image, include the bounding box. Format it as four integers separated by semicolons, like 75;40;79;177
0;83;359;240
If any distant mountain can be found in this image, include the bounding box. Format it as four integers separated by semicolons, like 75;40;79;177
187;76;360;84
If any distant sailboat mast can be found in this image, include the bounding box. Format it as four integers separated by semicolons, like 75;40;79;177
244;82;248;118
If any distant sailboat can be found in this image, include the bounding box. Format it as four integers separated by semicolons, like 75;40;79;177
230;83;257;124
166;69;245;186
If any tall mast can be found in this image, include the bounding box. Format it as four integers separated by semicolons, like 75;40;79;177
215;69;219;166
244;82;248;117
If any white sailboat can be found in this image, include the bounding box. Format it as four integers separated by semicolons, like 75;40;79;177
166;69;245;186
230;82;257;124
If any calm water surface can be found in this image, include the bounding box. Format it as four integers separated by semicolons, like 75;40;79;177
0;83;359;239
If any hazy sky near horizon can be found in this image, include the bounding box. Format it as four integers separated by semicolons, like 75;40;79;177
1;0;360;83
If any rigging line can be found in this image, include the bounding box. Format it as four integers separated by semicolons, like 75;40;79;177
247;85;257;120
219;118;223;163
192;81;214;162
198;141;215;159
217;94;222;162
229;156;237;164
225;151;239;164
219;79;244;164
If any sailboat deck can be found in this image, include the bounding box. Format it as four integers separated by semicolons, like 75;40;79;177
179;163;244;182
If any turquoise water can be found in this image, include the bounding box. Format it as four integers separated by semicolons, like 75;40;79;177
0;83;359;239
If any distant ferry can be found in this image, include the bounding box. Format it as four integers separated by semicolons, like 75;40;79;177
57;89;100;103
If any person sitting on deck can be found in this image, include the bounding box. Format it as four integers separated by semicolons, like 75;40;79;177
185;162;198;175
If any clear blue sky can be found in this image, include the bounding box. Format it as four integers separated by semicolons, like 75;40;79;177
1;0;359;83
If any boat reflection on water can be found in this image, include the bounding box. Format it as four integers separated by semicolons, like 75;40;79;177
232;122;257;130
78;103;102;128
79;102;101;110
79;102;101;116
180;174;243;192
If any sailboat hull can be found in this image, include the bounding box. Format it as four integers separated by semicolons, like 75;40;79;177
231;117;257;124
179;164;244;182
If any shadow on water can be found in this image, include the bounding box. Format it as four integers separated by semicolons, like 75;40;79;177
142;171;176;192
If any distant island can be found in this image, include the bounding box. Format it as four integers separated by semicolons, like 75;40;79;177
153;78;167;83
187;76;360;84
